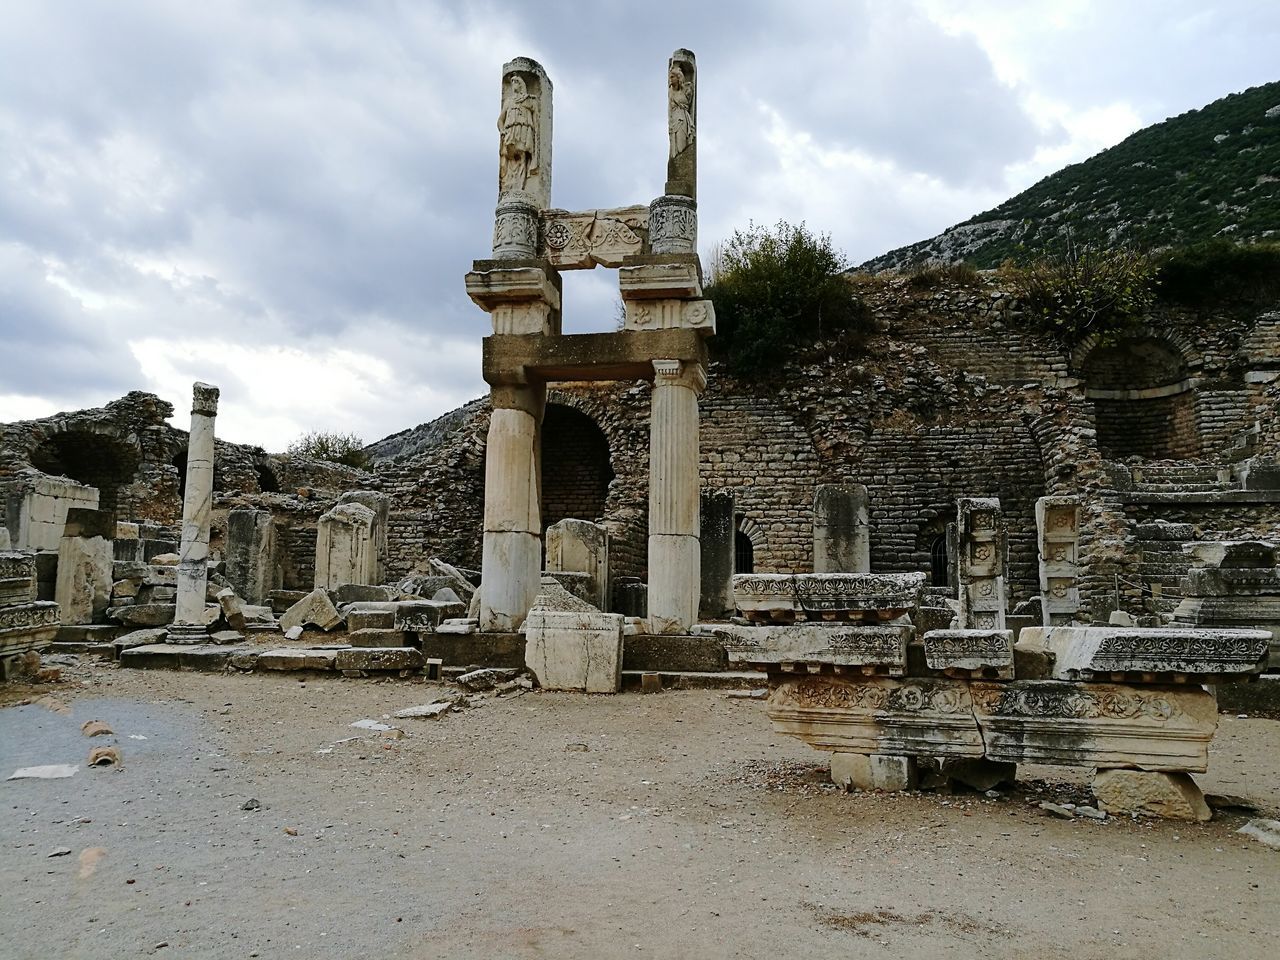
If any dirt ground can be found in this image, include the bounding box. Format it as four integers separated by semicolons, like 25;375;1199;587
1;660;1277;960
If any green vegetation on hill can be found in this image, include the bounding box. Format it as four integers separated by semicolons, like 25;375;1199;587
862;80;1280;271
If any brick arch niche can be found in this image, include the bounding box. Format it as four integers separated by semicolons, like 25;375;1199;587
1076;333;1201;460
29;428;140;521
540;403;615;530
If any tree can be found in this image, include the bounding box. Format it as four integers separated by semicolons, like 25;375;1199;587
706;221;867;375
287;430;370;470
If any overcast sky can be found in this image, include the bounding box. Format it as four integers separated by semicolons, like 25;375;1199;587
2;1;1277;451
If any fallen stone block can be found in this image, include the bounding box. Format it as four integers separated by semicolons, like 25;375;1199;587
347;609;395;631
457;667;519;690
1093;769;1211;821
1020;625;1270;680
524;579;623;693
257;648;339;671
333;583;394;604
280;589;344;633
216;588;247;632
716;622;910;674
437;618;479;635
348;628;409;648
922;629;1014;678
108;603;175;627
830;752;917;791
394;599;465;632
334;647;424;673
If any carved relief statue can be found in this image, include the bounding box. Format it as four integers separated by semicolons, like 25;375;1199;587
498;74;538;193
668;66;694;158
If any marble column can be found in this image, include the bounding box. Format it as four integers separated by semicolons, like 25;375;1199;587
170;382;219;643
699;489;735;620
480;385;545;632
648;359;705;634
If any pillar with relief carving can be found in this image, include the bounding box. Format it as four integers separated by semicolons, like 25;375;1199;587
647;358;706;634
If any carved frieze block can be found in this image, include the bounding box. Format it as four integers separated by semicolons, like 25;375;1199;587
766;674;984;758
1021;626;1270;680
711;622;909;673
922;629;1014;677
540;205;647;268
732;572;925;623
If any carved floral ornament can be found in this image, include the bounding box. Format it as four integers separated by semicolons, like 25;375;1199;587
0;605;59;630
776;677;971;715
971;684;1180;721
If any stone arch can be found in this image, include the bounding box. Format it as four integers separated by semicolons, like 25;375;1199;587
539;401;616;529
255;460;281;494
736;514;767;567
915;509;955;589
27;423;141;519
1073;328;1202;460
734;513;764;575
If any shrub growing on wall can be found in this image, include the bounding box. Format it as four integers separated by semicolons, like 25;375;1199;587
707;221;869;376
287;430;369;470
1156;239;1280;309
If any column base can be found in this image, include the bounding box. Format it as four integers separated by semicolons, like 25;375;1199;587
165;623;212;645
480;530;542;632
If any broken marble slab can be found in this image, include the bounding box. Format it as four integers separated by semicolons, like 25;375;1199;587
971;680;1217;772
922;629;1014;678
523;578;623;693
732;572;926;623
710;622;909;675
1019;625;1270;680
766;674;984;758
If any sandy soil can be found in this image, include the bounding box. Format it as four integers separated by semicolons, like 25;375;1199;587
1;659;1277;960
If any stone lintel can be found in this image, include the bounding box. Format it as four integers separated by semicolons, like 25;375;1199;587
483;329;708;386
1020;625;1270;679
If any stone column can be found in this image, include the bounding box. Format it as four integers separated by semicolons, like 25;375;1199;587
699;490;735;620
54;508;114;625
648;359;705;634
170;382;219;643
226;508;278;605
813;484;870;573
545;518;610;611
956;496;1007;630
480;385;546;632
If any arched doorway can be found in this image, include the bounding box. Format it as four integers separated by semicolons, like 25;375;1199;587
1078;335;1200;459
29;429;140;520
540;403;614;529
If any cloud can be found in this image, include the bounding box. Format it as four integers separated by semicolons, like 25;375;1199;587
0;0;1274;447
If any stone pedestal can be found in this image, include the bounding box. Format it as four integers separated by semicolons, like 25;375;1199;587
1174;540;1280;668
545;518;609;611
0;551;59;659
480;386;546;632
524;578;624;693
699;490;735;619
647;359;705;634
1036;496;1081;625
813;484;870;574
53;508;114;625
171;383;219;644
226;509;279;605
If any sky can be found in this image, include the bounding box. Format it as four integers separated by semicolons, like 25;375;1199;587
2;0;1277;451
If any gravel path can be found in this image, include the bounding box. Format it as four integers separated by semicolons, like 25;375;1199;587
2;661;1277;959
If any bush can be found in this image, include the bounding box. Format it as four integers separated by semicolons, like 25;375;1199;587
706;221;870;376
287;430;370;470
1156;240;1280;309
903;260;981;290
1002;237;1157;344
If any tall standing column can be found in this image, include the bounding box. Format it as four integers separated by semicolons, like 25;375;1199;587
170;382;219;643
813;484;871;573
480;384;545;632
648;359;705;634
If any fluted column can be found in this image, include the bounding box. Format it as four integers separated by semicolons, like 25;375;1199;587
480;384;545;631
648;359;705;634
170;382;219;643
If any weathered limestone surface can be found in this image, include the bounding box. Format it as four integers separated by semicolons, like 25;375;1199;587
664;48;696;201
523;578;624;693
545;518;609;611
315;492;389;590
492;57;552;259
956;497;1007;630
226;509;279;605
280;588;344;633
831;752;917;792
0;551;58;657
1036;495;1081;625
1174;540;1280;667
767;674;984;758
53;509;114;625
733;572;926;623
172;383;218;642
813;484;870;574
648;359;705;634
699;490;735;620
718;622;910;674
1092;769;1212;821
971;680;1217;772
3;473;99;552
1020;625;1270;679
540;206;647;269
922;629;1014;678
466;262;562;336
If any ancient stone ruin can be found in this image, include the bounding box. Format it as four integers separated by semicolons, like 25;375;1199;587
0;49;1277;823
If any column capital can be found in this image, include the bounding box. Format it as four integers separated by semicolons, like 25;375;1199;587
652;358;706;395
192;382;220;417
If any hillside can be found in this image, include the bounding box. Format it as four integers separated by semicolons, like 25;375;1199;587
862;80;1280;271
